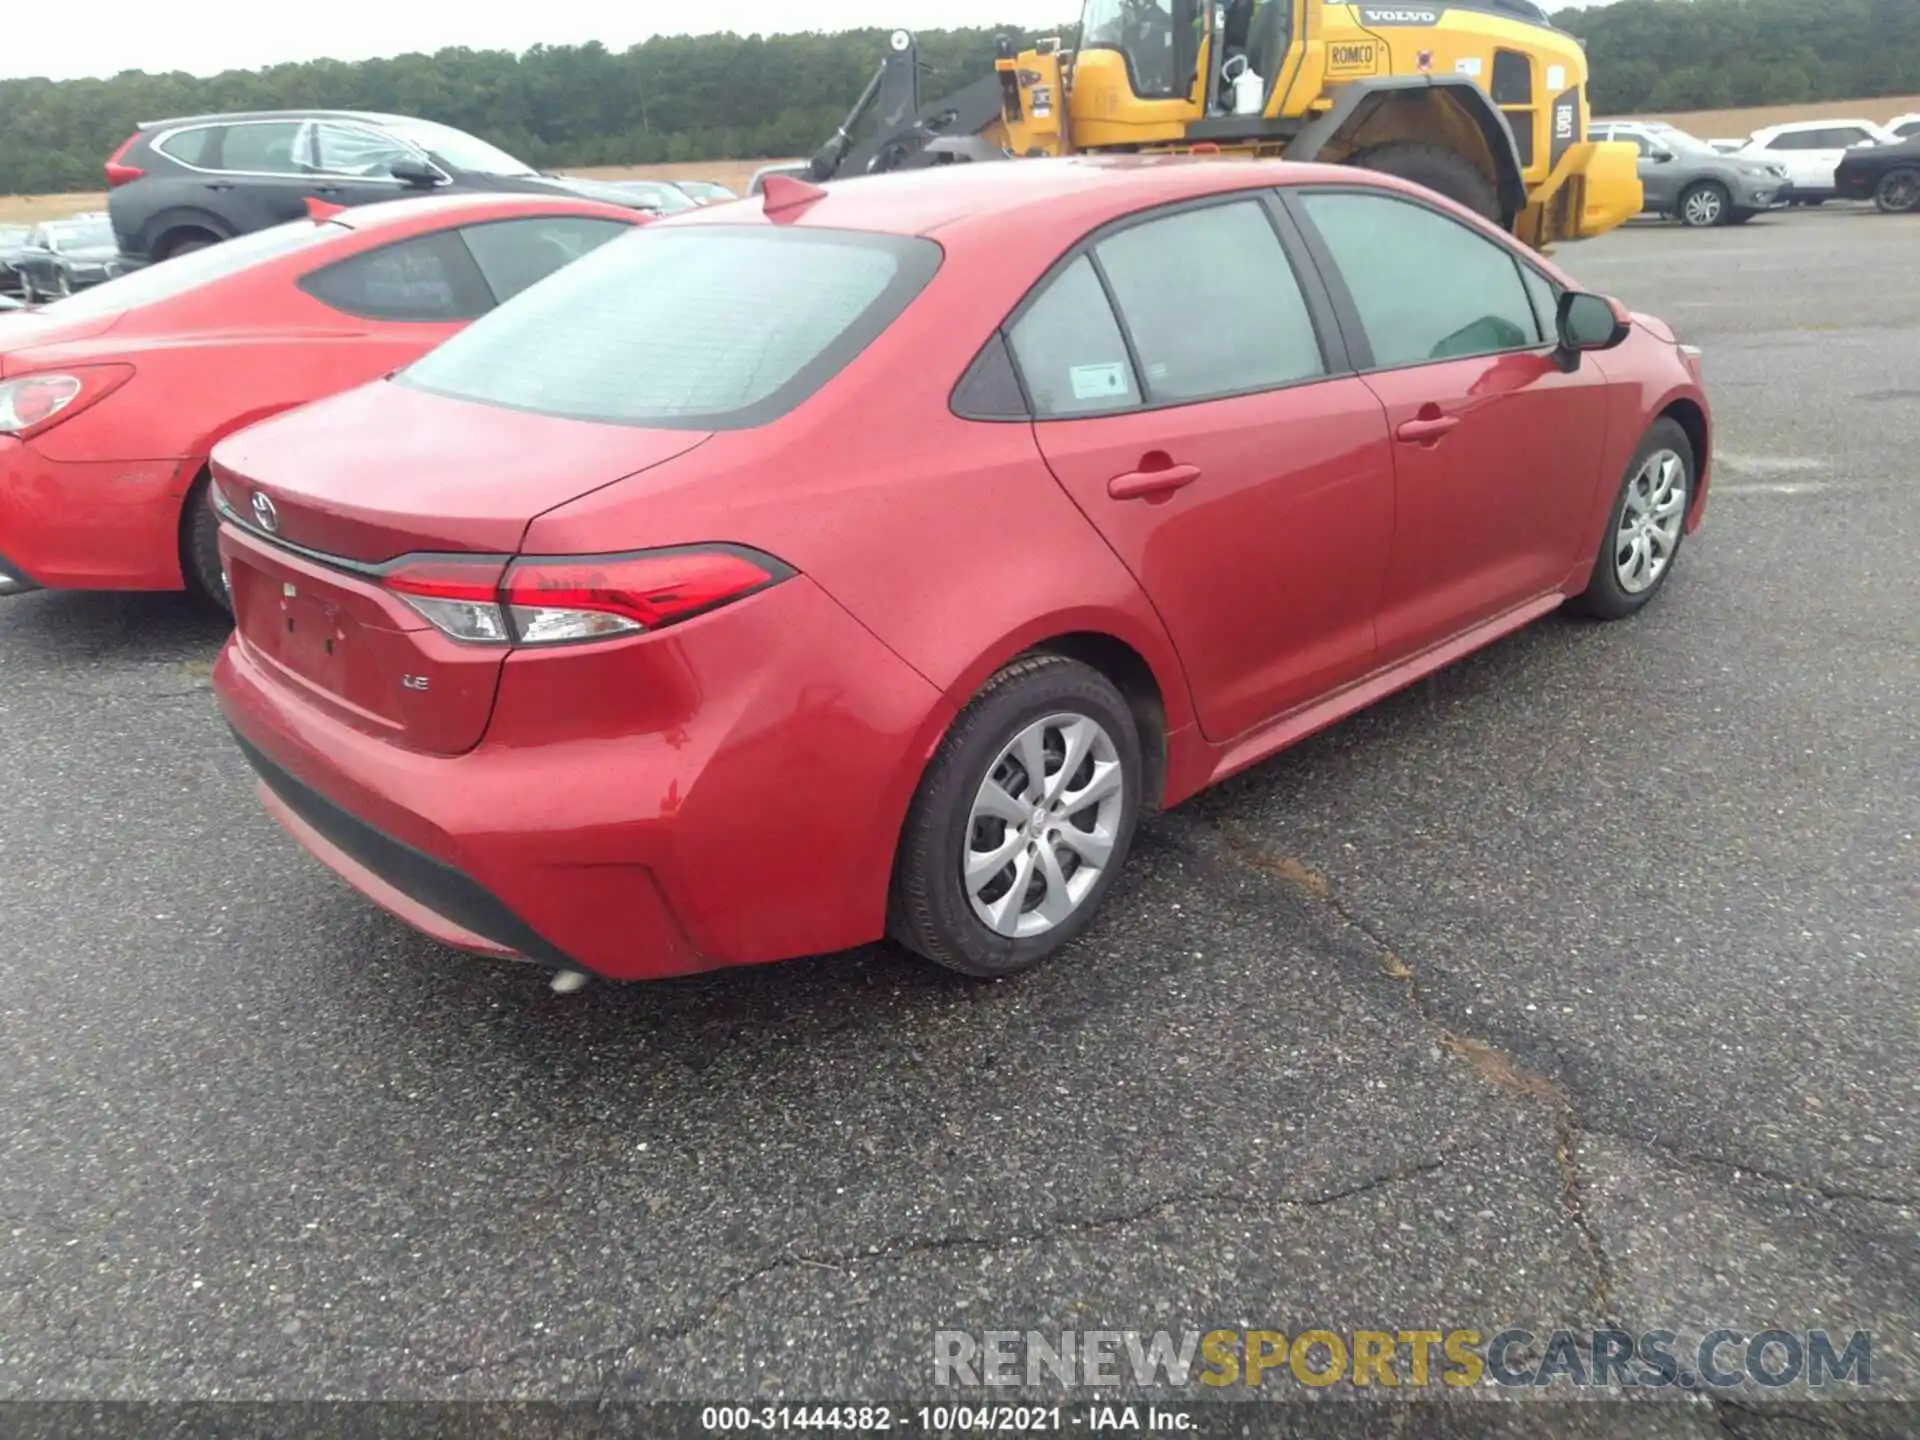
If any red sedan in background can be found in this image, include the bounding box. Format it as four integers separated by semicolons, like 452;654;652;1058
211;159;1711;987
0;194;640;608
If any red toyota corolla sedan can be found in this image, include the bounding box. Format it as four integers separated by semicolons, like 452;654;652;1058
210;158;1710;985
0;193;640;608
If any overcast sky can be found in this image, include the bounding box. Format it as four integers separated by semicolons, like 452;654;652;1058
5;0;1594;83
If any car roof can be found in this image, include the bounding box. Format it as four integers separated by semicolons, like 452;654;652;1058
320;192;642;233
139;109;413;131
1753;117;1879;134
662;156;1444;246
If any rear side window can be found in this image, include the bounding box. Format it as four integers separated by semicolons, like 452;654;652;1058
218;122;307;175
155;126;220;168
400;227;942;430
1094;200;1325;403
1300;191;1541;368
458;216;629;304
300;232;492;322
1007;255;1140;418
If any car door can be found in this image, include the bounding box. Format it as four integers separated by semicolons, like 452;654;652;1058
1821;125;1881;190
306;122;427;208
209;120;333;233
1289;187;1613;663
19;227;54;293
1008;195;1396;743
1627;132;1684;211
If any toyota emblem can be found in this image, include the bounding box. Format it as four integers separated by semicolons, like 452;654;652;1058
251;491;280;534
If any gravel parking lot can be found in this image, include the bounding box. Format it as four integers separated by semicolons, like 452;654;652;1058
0;207;1914;1428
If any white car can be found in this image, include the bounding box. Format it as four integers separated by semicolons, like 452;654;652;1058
1885;114;1920;142
1737;118;1905;203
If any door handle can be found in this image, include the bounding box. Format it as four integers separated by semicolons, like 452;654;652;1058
203;181;234;191
1395;415;1460;444
1108;463;1201;501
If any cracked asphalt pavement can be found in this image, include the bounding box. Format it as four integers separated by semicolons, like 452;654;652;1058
0;208;1914;1430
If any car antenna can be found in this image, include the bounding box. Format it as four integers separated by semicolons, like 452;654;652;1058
760;174;828;222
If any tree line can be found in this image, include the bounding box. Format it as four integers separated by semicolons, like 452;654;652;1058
3;0;1916;196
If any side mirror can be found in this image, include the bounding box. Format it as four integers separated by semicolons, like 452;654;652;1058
1648;148;1674;163
388;155;440;188
1557;290;1631;354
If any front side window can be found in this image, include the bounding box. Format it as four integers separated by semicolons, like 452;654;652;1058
299;232;491;322
1300;191;1541;368
401;227;941;429
1006;255;1141;418
458;216;630;304
1079;0;1185;97
1094;199;1325;403
218;122;307;175
312;124;416;179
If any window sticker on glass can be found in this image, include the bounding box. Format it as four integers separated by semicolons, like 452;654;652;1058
1071;362;1132;401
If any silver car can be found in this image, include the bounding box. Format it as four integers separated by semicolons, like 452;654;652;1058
1591;121;1791;227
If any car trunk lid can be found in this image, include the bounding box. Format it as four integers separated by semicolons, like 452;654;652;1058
214;381;711;755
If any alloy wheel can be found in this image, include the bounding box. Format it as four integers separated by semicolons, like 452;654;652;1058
963;712;1124;939
1878;170;1920;213
1682;187;1724;226
1614;449;1687;594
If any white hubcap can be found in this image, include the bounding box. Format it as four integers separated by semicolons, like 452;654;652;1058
1615;449;1687;594
964;713;1124;939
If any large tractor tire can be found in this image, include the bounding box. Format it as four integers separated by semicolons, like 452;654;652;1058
1348;142;1501;223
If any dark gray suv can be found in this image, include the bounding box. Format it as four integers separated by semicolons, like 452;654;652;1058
105;109;654;266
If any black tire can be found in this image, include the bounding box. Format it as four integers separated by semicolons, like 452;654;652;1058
1677;180;1730;228
158;231;219;262
1348;141;1500;222
179;471;229;612
1569;418;1694;621
889;653;1143;979
1873;167;1920;214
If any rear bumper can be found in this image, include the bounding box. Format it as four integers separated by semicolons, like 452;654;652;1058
212;571;949;982
0;543;41;595
0;438;194;591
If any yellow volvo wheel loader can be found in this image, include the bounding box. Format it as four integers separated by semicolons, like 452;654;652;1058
776;0;1641;250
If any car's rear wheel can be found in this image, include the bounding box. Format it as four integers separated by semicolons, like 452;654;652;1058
1569;418;1694;621
1678;181;1729;228
1874;167;1920;214
889;653;1143;978
158;230;219;262
179;471;229;613
1348;142;1501;223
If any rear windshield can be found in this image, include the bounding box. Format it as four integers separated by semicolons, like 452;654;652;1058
398;226;942;430
36;220;336;319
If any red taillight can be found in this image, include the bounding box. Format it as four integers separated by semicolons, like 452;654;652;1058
383;557;511;644
105;134;144;188
380;547;788;647
0;365;136;440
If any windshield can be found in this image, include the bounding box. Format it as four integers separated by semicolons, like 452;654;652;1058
384;119;536;177
620;181;699;213
1079;0;1184;96
1654;129;1716;156
34;219;334;318
401;226;941;430
0;224;28;245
